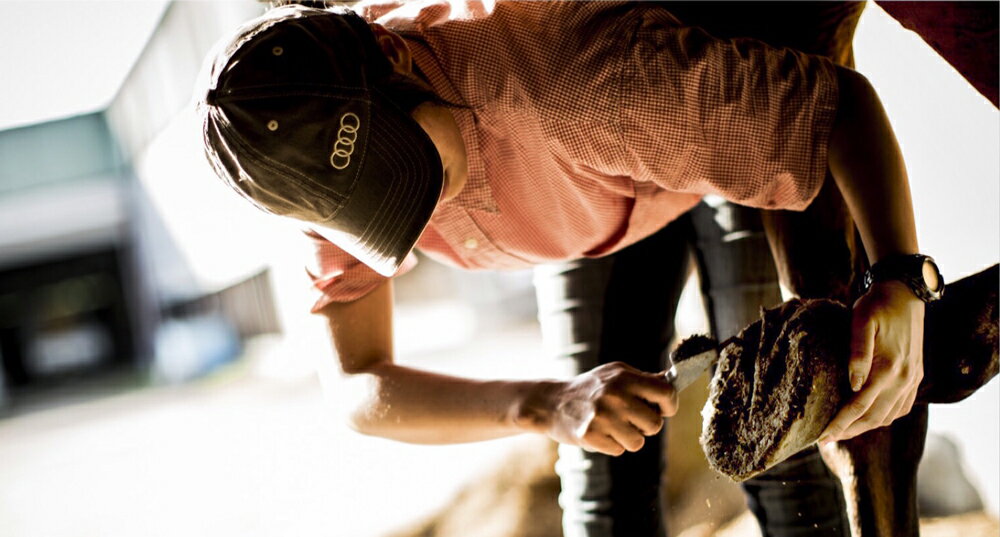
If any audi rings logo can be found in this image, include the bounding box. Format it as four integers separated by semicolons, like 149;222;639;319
330;112;361;170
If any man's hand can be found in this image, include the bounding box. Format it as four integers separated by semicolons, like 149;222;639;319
540;362;677;456
820;280;924;444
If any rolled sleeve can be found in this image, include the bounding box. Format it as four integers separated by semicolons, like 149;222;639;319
304;229;418;312
620;12;839;211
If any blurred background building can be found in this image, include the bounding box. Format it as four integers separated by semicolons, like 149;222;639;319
0;2;997;536
0;2;273;403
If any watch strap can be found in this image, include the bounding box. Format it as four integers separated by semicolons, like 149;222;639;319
863;254;944;302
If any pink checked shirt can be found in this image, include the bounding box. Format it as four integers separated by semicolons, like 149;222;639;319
306;1;839;312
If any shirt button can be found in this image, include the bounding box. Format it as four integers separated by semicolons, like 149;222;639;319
463;238;479;250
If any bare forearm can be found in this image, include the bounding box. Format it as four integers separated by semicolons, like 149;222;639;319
828;66;918;263
319;280;554;444
319;280;676;455
820;66;928;443
341;362;555;444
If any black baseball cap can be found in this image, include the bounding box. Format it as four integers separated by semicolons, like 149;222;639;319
198;5;443;276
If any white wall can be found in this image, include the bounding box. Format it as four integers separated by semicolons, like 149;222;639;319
104;1;268;302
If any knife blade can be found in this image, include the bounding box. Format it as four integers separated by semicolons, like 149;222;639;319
664;335;720;392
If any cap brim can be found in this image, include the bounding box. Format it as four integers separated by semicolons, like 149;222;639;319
311;97;443;277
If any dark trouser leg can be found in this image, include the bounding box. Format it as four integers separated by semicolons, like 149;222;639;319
534;216;693;537
688;199;849;537
740;448;851;537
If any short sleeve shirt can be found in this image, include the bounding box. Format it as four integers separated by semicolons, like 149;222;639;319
306;1;839;312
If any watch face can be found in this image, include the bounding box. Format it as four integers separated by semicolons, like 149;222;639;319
864;254;945;302
922;258;942;292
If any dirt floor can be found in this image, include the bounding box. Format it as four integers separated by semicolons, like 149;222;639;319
0;327;563;537
387;354;1000;537
2;326;996;537
386;434;1000;537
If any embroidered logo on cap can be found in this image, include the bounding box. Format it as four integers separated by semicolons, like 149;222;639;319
330;112;360;170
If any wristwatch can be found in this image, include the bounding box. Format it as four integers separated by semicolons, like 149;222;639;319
862;254;945;302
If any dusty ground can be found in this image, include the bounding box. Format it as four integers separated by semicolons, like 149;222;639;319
386;357;1000;537
386;432;1000;537
2;322;996;537
0;330;550;537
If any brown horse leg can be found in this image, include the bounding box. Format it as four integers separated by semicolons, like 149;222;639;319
763;181;927;537
821;406;929;537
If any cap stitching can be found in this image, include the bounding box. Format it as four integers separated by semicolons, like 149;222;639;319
354;122;412;247
355;138;411;246
356;120;433;264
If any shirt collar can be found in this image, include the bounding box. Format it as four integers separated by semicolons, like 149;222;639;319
408;38;499;213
